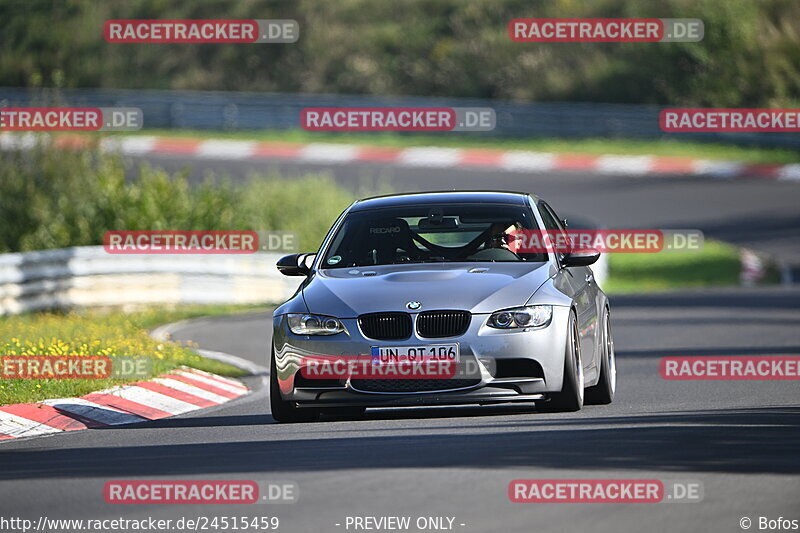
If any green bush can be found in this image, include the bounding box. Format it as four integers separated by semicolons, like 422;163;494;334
0;139;354;253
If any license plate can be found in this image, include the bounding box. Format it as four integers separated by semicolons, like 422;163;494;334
371;344;459;365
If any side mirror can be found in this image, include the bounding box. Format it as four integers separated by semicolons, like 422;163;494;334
561;218;569;228
277;253;316;276
562;249;600;267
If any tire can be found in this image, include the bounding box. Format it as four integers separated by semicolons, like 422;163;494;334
585;308;616;405
542;310;584;412
269;348;320;423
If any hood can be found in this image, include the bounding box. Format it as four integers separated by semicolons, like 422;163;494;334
302;262;553;317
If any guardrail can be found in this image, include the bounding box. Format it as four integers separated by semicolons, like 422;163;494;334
0;246;300;315
2;87;798;148
0;245;608;316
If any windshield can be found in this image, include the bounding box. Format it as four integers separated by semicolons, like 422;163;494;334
320;203;546;268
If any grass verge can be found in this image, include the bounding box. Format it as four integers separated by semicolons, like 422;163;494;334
0;304;269;406
108;129;800;165
604;240;776;293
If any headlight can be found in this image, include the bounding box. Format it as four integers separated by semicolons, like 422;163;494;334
487;305;552;329
287;314;346;335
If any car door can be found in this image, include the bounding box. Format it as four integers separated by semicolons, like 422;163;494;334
538;201;599;375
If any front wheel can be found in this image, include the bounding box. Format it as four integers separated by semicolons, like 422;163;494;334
585;308;616;405
270;348;320;423
541;310;584;412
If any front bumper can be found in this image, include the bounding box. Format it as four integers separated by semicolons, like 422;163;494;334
272;306;571;408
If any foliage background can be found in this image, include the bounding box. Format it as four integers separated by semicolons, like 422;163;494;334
0;0;797;106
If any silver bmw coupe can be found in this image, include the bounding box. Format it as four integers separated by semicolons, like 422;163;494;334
271;191;616;422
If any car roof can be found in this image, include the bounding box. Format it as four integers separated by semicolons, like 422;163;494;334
350;191;537;212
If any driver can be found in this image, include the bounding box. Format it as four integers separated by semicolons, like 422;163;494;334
486;222;521;251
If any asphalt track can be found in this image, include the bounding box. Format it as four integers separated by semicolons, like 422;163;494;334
0;288;798;533
1;154;798;533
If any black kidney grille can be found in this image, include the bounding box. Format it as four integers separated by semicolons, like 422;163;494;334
416;310;471;338
358;312;412;340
